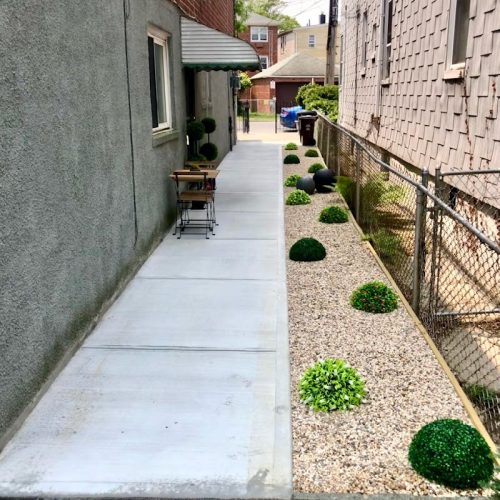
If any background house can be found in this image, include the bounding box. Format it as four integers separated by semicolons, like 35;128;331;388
278;19;329;62
0;0;258;444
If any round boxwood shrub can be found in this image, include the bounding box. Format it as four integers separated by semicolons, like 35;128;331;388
201;117;216;134
186;120;205;141
289;237;326;261
305;148;319;157
308;163;325;174
350;281;398;313
284;174;301;187
285;142;298;150
296;175;315;195
319;205;348;224
199;142;218;161
408;419;493;489
299;359;365;412
284;154;300;164
285;190;311;205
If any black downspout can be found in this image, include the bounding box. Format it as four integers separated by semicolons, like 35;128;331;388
123;0;139;246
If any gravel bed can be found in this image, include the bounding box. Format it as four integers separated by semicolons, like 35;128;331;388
283;145;479;496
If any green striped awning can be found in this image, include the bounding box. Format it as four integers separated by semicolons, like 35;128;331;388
181;17;261;71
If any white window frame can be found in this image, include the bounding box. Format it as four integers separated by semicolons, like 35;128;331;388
259;55;269;69
445;0;470;76
148;26;172;131
308;34;316;48
381;0;392;83
251;26;268;42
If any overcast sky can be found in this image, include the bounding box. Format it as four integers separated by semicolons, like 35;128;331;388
281;0;331;27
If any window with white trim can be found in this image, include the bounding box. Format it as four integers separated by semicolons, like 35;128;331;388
447;0;470;69
308;35;316;48
259;55;269;69
251;26;268;42
382;0;393;81
361;11;368;72
148;27;172;130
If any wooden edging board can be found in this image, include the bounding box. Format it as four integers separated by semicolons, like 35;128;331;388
345;208;498;457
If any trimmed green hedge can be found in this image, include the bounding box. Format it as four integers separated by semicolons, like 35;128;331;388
284;174;301;188
286;190;311;205
319;206;348;224
285;142;298;150
308;163;325;174
284;154;300;164
289;237;326;261
305;149;319;157
408;419;493;489
350;281;398;313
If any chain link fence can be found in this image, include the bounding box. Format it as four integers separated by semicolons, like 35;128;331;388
317;115;500;444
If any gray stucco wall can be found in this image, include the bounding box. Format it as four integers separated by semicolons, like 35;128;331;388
0;0;200;439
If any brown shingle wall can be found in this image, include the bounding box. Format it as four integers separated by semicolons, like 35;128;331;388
340;0;500;188
174;0;234;35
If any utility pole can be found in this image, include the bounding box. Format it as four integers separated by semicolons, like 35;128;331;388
326;0;339;83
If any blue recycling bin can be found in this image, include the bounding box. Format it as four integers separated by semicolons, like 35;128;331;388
280;105;302;129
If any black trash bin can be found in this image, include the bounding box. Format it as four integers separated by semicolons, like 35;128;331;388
297;110;318;146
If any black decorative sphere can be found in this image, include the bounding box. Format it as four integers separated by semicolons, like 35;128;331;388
296;175;315;195
313;168;335;192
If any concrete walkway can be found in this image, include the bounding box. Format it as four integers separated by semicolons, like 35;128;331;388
0;142;291;499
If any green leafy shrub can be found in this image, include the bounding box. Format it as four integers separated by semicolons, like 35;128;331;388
296;83;339;122
350;281;398;313
465;384;500;406
308;163;325;174
284;154;300;164
284;174;301;187
408;419;494;489
285;142;298;150
186;120;205;141
319;206;348;224
238;71;252;91
481;454;500;498
289;237;326;261
285;190;311;206
199;142;218;161
305;149;319;157
299;359;365;412
368;229;403;261
335;176;355;208
201;117;216;134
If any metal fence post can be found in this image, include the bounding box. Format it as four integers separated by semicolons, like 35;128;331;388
326;125;331;169
412;169;429;314
355;143;361;220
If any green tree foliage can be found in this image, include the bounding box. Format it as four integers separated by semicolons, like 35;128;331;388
238;72;252;91
235;0;249;33
241;0;300;33
296;83;339;122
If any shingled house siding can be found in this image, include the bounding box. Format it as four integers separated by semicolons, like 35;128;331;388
174;0;234;35
340;0;500;189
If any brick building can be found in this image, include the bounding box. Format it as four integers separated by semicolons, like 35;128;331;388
338;0;500;205
174;0;234;35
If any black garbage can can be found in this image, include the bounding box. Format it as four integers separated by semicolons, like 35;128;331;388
297;110;318;146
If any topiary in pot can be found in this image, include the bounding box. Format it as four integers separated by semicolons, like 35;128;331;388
289;237;326;261
284;174;301;187
313;168;336;193
201;117;216;135
308;163;325;174
299;359;365;412
296;175;315;195
305;148;319;157
186;120;205;142
285;142;298;150
319;205;348;224
350;280;398;313
199;142;218;161
284;154;300;164
408;419;494;489
285;190;311;205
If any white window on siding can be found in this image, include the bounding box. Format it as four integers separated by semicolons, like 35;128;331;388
447;0;470;69
259;56;269;69
382;0;393;81
361;11;368;73
148;27;172;130
251;26;268;42
308;35;316;48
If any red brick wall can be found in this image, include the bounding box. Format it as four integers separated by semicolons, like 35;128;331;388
239;25;278;76
174;0;234;35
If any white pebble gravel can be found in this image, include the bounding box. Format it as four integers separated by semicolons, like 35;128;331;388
283;145;481;496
